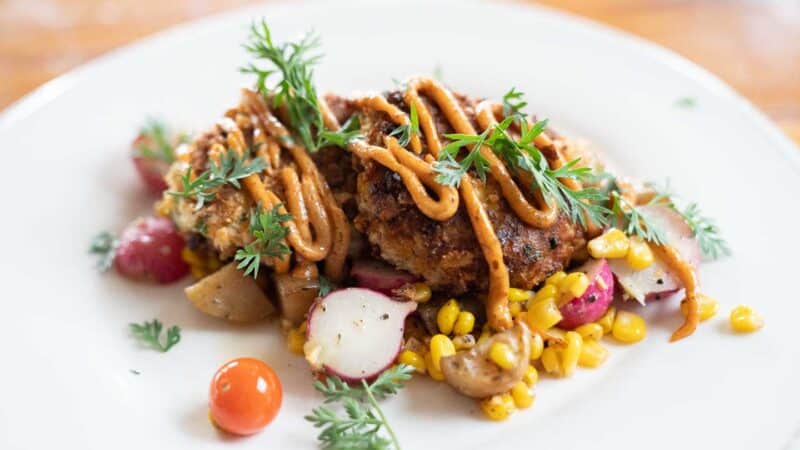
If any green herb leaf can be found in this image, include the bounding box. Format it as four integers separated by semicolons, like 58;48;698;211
679;202;730;260
129;319;181;353
318;115;363;149
168;150;266;210
234;203;292;278
306;365;413;449
318;274;334;297
387;103;419;148
89;231;118;272
242;20;356;152
610;192;667;245
135;119;184;163
675;97;697;108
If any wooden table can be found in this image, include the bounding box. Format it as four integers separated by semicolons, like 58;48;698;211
2;0;798;145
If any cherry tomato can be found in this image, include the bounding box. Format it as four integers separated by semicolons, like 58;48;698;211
209;357;283;436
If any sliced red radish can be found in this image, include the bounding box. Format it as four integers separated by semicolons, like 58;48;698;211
609;205;701;304
558;258;615;329
350;259;417;295
304;288;416;382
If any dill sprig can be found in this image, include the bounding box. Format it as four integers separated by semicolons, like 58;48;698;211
318;274;334;297
502;87;527;122
306;365;413;450
89;231;118;272
234;204;292;277
242;20;360;152
135;119;186;163
680;202;730;260
610;191;667;245
168;150;266;210
129;319;181;353
387;103;419;148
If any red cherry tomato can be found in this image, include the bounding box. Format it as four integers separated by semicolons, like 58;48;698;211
209;358;283;436
114;216;189;283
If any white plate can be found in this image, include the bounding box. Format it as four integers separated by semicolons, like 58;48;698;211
1;1;799;449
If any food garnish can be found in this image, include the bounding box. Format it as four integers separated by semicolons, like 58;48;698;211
210;357;283;435
169;150;267;210
135;119;182;163
129;319;181;353
387;103;419;148
676;202;730;260
89;231;118;272
234;203;293;278
306;364;413;450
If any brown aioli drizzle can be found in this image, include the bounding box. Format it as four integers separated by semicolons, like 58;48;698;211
652;244;700;341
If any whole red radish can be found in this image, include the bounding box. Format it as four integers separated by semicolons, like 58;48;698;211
558;258;615;329
131;120;182;195
114;216;189;283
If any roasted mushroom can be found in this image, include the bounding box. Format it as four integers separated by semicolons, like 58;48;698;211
184;262;275;322
440;321;531;398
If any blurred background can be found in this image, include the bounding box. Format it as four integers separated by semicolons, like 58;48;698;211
1;0;798;144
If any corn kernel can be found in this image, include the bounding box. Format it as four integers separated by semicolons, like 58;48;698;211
411;283;432;303
526;298;563;331
625;236;655;270
453;334;476;351
530;284;558;307
424;352;444;380
557;272;590;305
545;271;567;287
398;350;426;374
529;332;544;361
181;247;204;267
522;365;539;387
611;310;647;344
287;328;305;355
429;334;456;372
578;339;609;368
437;299;460;335
575;323;604;341
510;382;534;409
729;305;764;333
480;394;515;421
540;347;562;375
489;342;516;370
477;323;491;345
588;228;630;259
561;331;583;376
190;266;206;280
453;311;476;336
682;293;719;322
597;306;616;334
508;288;532;303
509;302;522;318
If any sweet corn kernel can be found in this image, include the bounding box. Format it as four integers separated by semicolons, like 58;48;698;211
522;365;539;387
411;283;432;303
729;305;764;333
287;328;305;355
612;310;647;344
477;323;491;345
575;323;604;341
578;339;609;368
190;266;206;280
429;334;456;372
545;271;567;287
489;342;516;370
510;382;534;409
453;334;476;351
558;272;590;301
625;236;655;270
437;299;460;335
529;333;544;361
398;350;426;374
540;347;562;375
181;247;204;267
453;311;476;336
508;288;532;303
597;306;617;334
206;256;221;271
480;394;515;421
155;199;171;217
424;352;444;380
530;284;558;307
526;298;563;331
561;331;583;376
588;228;630;259
681;293;719;322
509;302;522;318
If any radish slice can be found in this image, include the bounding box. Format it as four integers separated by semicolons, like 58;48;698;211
559;259;614;329
304;288;416;382
350;259;417;295
609;205;701;304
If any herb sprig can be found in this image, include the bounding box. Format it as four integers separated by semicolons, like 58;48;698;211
169;150;266;209
135;119;185;163
610;191;667;245
130;319;181;353
89;231;118;272
306;365;413;450
234;204;293;277
387;103;420;148
679;202;730;260
242;20;360;152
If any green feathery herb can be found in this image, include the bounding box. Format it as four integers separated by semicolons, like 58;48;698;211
679;202;730;260
168;150;266;210
318;274;334;297
306;365;413;450
234;204;293;277
433;125;494;187
89;231;118;272
387;103;419;148
502;87;527;122
675;97;697;108
129;319;181;353
242;20;359;152
318;115;362;149
135;119;185;163
610;191;667;245
432;64;443;82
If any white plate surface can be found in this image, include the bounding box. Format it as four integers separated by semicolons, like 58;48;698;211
1;1;799;449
